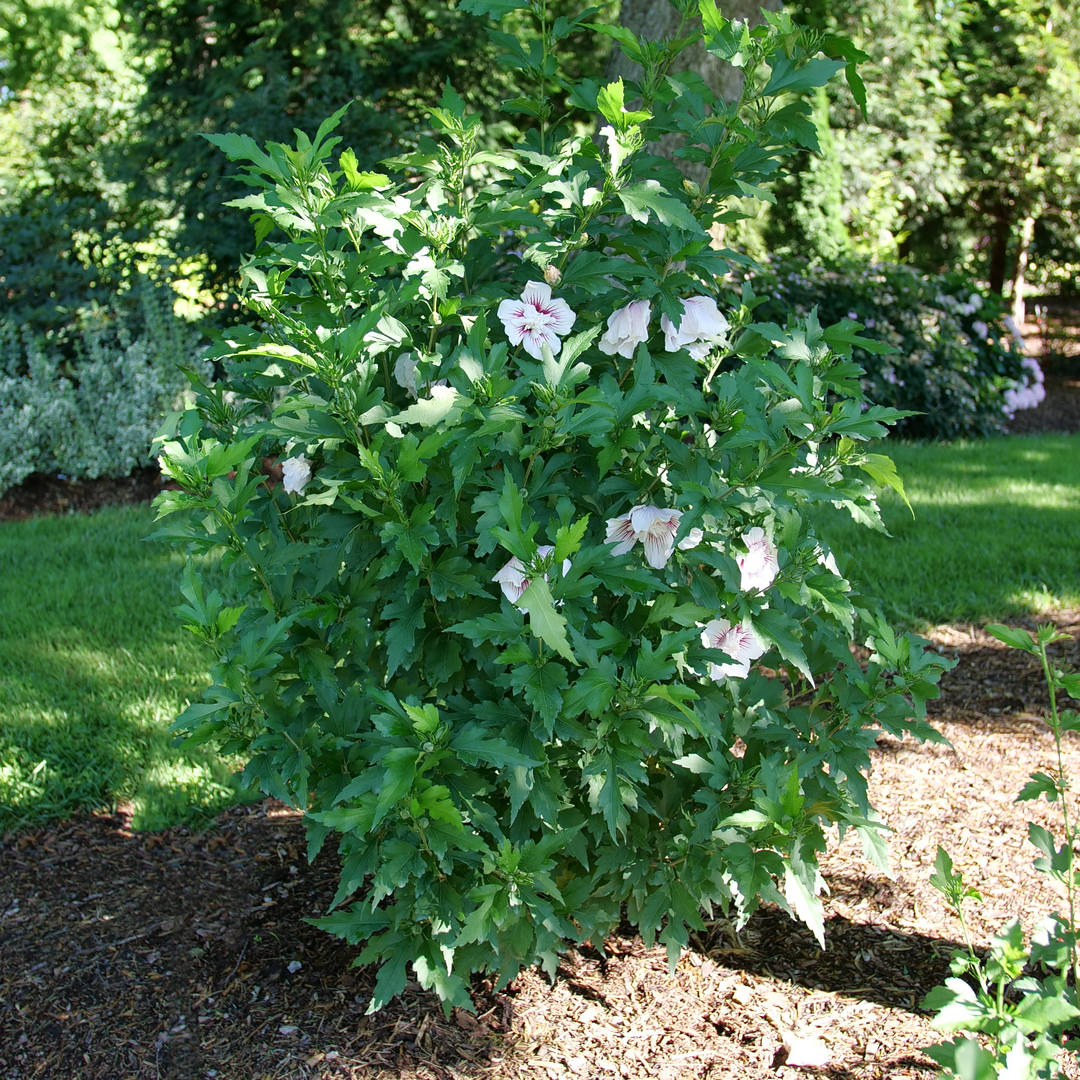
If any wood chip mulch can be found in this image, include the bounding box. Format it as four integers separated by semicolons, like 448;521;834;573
3;321;1079;1075
5;615;1080;1079
0;469;167;524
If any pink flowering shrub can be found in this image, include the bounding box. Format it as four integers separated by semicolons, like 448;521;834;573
153;0;950;1013
744;259;1039;439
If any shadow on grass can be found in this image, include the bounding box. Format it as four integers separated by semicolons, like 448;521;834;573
0;504;254;833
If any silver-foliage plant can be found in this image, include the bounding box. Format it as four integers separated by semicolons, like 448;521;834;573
153;0;952;1013
0;283;205;496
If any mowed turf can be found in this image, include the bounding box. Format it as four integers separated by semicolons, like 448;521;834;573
815;433;1080;626
2;433;1077;831
0;504;251;833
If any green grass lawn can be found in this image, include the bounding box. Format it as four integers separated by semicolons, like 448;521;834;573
816;433;1080;627
2;432;1077;833
0;504;252;834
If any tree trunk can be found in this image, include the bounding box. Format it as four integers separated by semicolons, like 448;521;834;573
1010;212;1037;326
988;215;1011;296
607;0;782;105
607;0;781;244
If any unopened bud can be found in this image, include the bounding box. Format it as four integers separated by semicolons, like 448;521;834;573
543;264;562;286
682;178;701;197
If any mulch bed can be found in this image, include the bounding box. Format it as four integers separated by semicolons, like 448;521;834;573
4;616;1080;1080
4;326;1080;1077
0;469;166;524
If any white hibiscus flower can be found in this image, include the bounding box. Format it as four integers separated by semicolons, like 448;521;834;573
493;545;572;612
598;300;651;359
736;527;778;592
701;618;766;681
661;295;729;360
281;454;312;495
605;504;683;569
497;281;576;359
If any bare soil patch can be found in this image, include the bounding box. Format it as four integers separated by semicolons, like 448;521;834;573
4;617;1080;1079
0;469;166;524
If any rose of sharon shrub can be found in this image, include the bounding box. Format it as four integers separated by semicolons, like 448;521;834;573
153;0;950;1014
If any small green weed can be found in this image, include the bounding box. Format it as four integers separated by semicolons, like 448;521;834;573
923;623;1080;1078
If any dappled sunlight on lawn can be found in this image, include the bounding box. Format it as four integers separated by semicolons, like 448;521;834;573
1003;585;1079;615
0;504;242;831
902;484;1080;508
817;434;1080;625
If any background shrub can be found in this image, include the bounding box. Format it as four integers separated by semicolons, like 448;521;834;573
743;258;1039;439
0;283;207;495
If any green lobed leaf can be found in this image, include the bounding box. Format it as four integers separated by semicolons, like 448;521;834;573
617;181;701;233
519;578;576;663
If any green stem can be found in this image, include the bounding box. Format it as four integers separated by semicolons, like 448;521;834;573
639;10;693;110
537;0;550;156
953;900;991;998
1039;639;1080;988
221;514;278;614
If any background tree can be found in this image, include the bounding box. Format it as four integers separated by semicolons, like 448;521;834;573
775;0;1080;306
941;0;1080;318
765;0;966;264
0;1;145;335
609;0;782;104
122;0;502;304
0;0;603;335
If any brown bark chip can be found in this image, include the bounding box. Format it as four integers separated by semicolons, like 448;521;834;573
5;621;1080;1078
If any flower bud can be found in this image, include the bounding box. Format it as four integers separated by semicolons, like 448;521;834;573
543;264;562;286
682;178;701;198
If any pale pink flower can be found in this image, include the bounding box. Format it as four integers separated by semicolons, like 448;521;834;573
678;527;704;551
492;558;530;605
599;300;651;359
493;545;571;611
661;295;729;361
281;454;311;495
605;513;640;556
605;504;683;569
497;281;576;359
701;618;766;681
737;527;778;592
